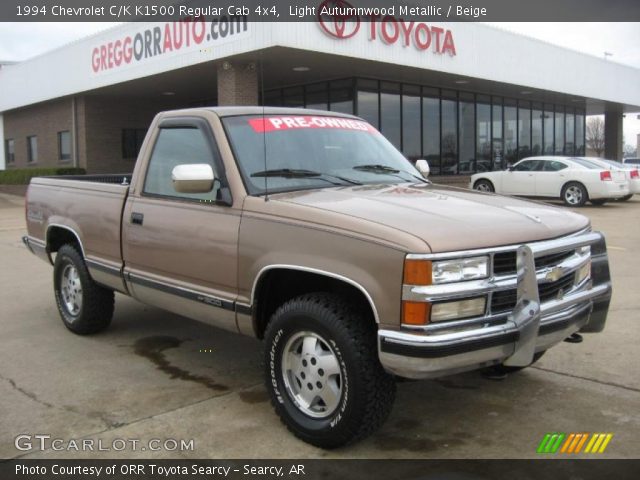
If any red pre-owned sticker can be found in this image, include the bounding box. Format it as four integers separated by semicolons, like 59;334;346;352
248;116;378;133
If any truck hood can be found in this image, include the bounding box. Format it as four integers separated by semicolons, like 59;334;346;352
270;183;590;253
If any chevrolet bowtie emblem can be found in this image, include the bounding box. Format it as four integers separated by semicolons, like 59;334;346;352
545;266;564;283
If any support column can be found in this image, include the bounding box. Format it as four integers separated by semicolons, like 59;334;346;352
0;114;5;171
216;61;258;106
604;105;623;160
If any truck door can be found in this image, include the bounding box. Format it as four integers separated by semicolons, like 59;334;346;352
122;117;240;333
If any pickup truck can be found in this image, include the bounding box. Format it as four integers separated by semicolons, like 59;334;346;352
23;107;612;448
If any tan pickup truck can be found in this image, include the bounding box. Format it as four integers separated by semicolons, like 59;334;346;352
23;107;612;448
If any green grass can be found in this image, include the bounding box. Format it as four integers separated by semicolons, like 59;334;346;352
0;167;86;184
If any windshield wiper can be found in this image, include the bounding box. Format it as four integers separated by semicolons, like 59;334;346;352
353;164;400;173
251;169;362;186
353;164;428;183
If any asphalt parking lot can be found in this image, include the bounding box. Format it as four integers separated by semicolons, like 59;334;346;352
1;191;639;459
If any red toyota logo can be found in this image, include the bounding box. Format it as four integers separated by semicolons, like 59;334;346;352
318;0;360;39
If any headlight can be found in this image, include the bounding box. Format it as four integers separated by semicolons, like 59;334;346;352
403;256;489;286
431;297;486;322
432;256;489;284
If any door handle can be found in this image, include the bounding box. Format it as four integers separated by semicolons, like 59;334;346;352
131;212;144;225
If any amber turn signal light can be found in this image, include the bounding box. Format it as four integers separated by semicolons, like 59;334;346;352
402;301;431;325
403;259;432;285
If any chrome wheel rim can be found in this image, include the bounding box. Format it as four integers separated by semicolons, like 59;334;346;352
476;182;491;192
281;331;343;418
565;186;583;205
61;264;82;316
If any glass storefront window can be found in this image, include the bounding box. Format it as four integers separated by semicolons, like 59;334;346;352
459;99;475;173
329;79;354;114
575;113;585;155
305;83;328;110
531;108;543;156
263;89;282;106
518;105;531;159
543;105;554;154
517;102;531;160
565;112;575;155
504;104;517;166
380;82;401;149
492;99;503;171
555;108;565;155
441;98;458;174
476;102;491;172
283;86;304;108
422;95;440;174
357;79;379;129
402;85;421;161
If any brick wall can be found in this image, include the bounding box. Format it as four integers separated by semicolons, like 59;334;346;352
81;96;178;174
217;62;258;106
3;98;73;169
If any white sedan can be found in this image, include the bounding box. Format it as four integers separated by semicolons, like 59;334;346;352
470;156;629;207
583;157;640;201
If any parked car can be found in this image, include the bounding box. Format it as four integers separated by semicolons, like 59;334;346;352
470;156;629;207
23;108;612;448
582;157;640;201
623;158;640;167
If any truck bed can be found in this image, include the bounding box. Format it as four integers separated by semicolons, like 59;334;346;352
25;174;131;292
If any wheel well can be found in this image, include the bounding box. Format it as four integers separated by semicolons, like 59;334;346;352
253;269;374;339
474;178;494;189
47;227;82;255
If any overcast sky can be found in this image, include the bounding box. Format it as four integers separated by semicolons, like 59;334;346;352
0;22;639;148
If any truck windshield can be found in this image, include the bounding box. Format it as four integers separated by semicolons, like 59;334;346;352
222;114;424;195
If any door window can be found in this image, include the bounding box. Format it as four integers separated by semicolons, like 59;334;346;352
513;160;543;172
143;127;220;202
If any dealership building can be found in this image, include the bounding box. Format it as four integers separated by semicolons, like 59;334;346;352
1;17;640;182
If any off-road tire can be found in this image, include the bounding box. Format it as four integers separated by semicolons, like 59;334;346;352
264;293;396;449
53;244;114;335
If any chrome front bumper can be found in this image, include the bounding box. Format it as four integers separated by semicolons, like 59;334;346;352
378;231;612;379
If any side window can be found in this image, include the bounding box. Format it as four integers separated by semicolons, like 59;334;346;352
544;160;568;172
513;160;542;171
143;127;220;202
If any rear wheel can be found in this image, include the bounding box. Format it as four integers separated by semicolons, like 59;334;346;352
474;179;495;193
264;293;395;448
561;182;588;207
53;244;114;335
590;199;608;206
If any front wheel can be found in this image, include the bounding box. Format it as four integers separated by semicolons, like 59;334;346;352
474;179;495;193
561;182;588;207
264;293;396;448
53;244;114;335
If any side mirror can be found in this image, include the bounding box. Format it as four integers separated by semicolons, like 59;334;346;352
415;159;430;178
172;164;215;193
506;163;514;171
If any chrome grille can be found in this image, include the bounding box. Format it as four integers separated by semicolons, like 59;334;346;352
492;250;575;276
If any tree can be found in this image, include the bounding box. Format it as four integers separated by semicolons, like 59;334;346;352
586;117;605;157
623;144;637;158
